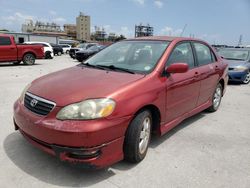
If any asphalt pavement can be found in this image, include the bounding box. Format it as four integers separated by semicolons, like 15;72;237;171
0;55;249;188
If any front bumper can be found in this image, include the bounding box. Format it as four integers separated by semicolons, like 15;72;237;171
228;71;248;82
13;99;131;168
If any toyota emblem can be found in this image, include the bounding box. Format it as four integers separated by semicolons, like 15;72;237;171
30;99;38;107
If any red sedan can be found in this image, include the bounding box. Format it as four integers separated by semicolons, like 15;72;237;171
13;36;228;169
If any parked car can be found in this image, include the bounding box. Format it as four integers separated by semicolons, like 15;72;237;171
24;41;54;59
218;48;250;84
75;45;106;62
59;44;71;54
14;37;228;169
0;34;44;65
69;43;97;59
50;43;63;56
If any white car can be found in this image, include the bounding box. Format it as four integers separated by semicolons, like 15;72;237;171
59;44;71;54
24;41;54;59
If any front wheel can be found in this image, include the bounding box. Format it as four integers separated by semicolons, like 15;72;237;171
58;51;62;56
124;110;152;163
23;53;35;65
207;83;223;112
243;71;250;84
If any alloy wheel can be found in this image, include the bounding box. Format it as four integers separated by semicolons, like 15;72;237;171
243;72;250;84
139;117;151;155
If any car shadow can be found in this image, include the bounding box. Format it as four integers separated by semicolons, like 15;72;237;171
0;63;42;67
150;112;206;148
3;112;206;186
3;133;116;187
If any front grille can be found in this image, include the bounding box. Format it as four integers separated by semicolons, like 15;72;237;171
24;92;56;116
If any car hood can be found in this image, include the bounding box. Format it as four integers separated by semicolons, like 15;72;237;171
224;60;249;68
28;66;145;107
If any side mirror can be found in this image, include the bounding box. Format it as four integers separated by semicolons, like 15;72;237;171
166;63;189;74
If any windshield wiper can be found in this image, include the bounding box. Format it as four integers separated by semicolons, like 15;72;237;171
96;65;135;74
81;62;105;70
225;58;244;61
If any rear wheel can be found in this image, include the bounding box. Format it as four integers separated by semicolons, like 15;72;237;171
58;51;62;56
124;110;152;163
243;71;250;84
23;53;35;65
207;83;222;112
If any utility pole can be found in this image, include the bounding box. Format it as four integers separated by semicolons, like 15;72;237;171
180;24;187;37
238;35;243;46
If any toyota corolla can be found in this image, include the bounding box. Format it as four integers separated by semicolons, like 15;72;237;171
13;36;228;169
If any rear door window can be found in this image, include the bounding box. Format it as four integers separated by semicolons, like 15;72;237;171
0;37;11;45
193;43;214;66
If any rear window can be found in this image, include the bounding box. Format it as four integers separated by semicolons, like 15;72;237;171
0;37;11;45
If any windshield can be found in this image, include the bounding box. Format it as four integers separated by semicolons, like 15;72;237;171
84;41;169;74
219;49;249;61
77;43;87;48
88;45;99;51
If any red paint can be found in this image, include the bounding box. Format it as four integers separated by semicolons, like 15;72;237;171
0;34;44;63
13;36;228;168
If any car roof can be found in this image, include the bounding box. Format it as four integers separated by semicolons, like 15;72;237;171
25;41;50;45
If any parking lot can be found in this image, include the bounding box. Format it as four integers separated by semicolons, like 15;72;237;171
0;55;250;188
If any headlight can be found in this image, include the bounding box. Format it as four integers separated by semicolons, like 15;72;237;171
233;66;248;72
56;98;116;120
20;83;31;102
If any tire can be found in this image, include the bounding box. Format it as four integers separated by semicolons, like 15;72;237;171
242;71;250;84
77;58;83;62
207;83;223;112
66;50;69;54
124;110;152;163
13;61;21;65
58;51;62;56
45;51;51;59
23;53;35;65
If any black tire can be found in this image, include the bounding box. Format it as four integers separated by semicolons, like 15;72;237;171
45;51;51;59
124;110;152;163
77;58;83;62
23;53;35;65
242;71;250;84
13;61;21;65
207;83;223;112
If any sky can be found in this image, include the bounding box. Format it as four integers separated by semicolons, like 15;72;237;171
0;0;249;45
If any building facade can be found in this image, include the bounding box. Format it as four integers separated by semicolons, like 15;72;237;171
135;24;154;38
76;12;91;41
64;24;77;39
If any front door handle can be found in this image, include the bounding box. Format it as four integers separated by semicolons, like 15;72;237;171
194;72;199;78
